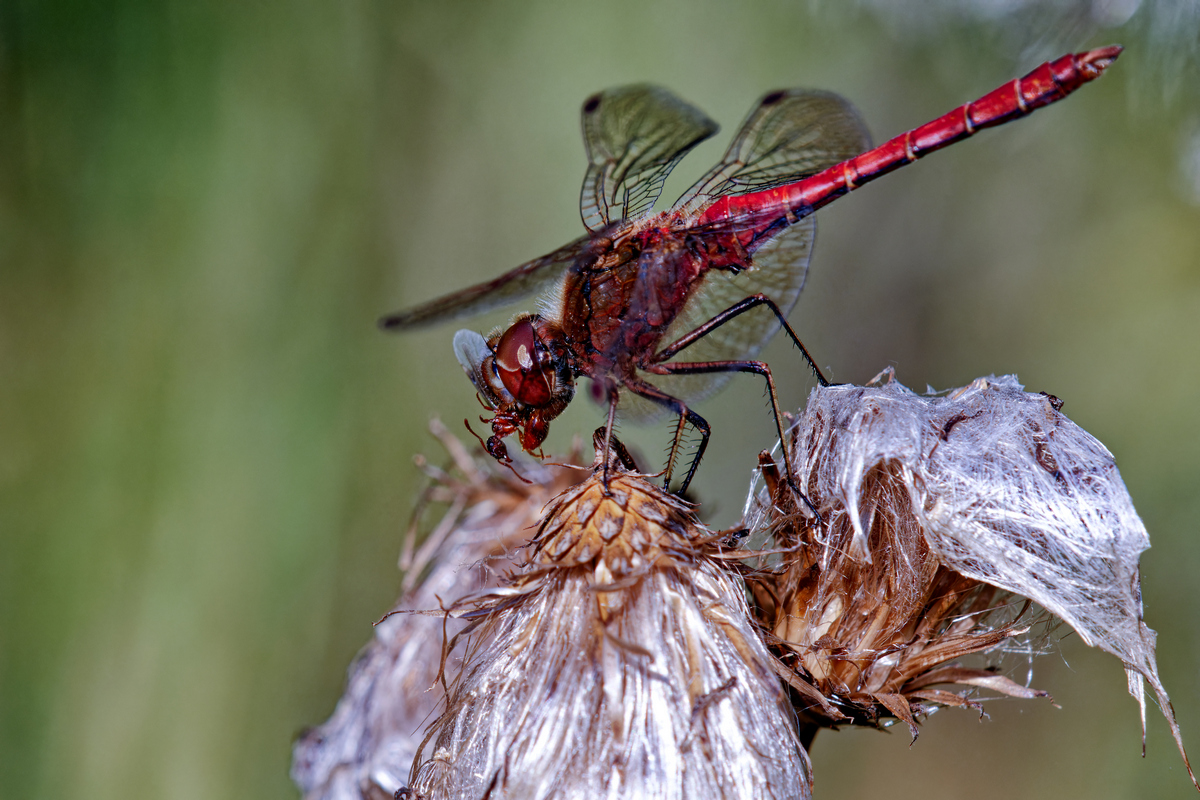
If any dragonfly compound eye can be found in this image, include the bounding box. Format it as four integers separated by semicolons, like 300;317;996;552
495;318;554;407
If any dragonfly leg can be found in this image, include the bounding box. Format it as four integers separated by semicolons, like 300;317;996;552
649;358;819;520
622;377;710;494
600;387;620;491
665;413;690;487
652;293;829;386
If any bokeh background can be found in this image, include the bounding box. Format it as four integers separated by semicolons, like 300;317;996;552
3;1;1199;798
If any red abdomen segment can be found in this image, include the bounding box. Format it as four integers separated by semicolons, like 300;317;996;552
698;46;1122;238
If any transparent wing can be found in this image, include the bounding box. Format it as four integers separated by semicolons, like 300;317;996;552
615;89;872;421
619;215;817;423
379;235;590;330
579;85;718;232
675;89;871;210
453;329;500;408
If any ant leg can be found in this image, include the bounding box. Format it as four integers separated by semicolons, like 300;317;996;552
654;293;829;387
648;358;819;520
623;377;711;495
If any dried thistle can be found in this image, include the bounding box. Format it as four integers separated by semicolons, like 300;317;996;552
293;371;1196;799
408;435;811;799
291;419;585;800
745;369;1195;788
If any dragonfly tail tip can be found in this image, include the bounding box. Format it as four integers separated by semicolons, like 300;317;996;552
1081;44;1124;74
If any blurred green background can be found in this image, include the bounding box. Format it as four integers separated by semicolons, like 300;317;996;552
3;1;1198;798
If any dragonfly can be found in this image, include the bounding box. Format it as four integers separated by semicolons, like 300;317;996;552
382;46;1122;495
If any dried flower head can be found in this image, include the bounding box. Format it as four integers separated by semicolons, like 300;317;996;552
291;419;585;800
293;371;1196;799
408;434;811;799
744;370;1194;787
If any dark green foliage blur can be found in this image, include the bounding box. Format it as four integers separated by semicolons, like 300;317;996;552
2;1;1198;798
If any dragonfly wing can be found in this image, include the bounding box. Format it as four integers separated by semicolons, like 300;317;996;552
676;89;871;210
379;235;590;330
579;85;718;232
630;89;871;410
452;329;502;408
638;214;817;412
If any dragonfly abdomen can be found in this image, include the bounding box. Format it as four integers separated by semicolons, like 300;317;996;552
698;46;1122;241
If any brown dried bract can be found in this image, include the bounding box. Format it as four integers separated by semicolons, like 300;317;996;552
529;460;710;578
749;451;1045;742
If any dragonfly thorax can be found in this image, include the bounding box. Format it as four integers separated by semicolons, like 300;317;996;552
557;224;703;375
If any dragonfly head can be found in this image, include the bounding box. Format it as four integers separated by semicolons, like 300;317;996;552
453;315;575;460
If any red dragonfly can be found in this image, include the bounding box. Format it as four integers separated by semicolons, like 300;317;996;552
382;46;1121;494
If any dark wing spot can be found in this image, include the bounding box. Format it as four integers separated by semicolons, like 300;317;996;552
583;94;602;114
761;90;787;106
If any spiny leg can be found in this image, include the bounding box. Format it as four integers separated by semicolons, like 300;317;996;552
622;376;711;494
654;293;829;387
663;413;690;487
649;358;818;519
